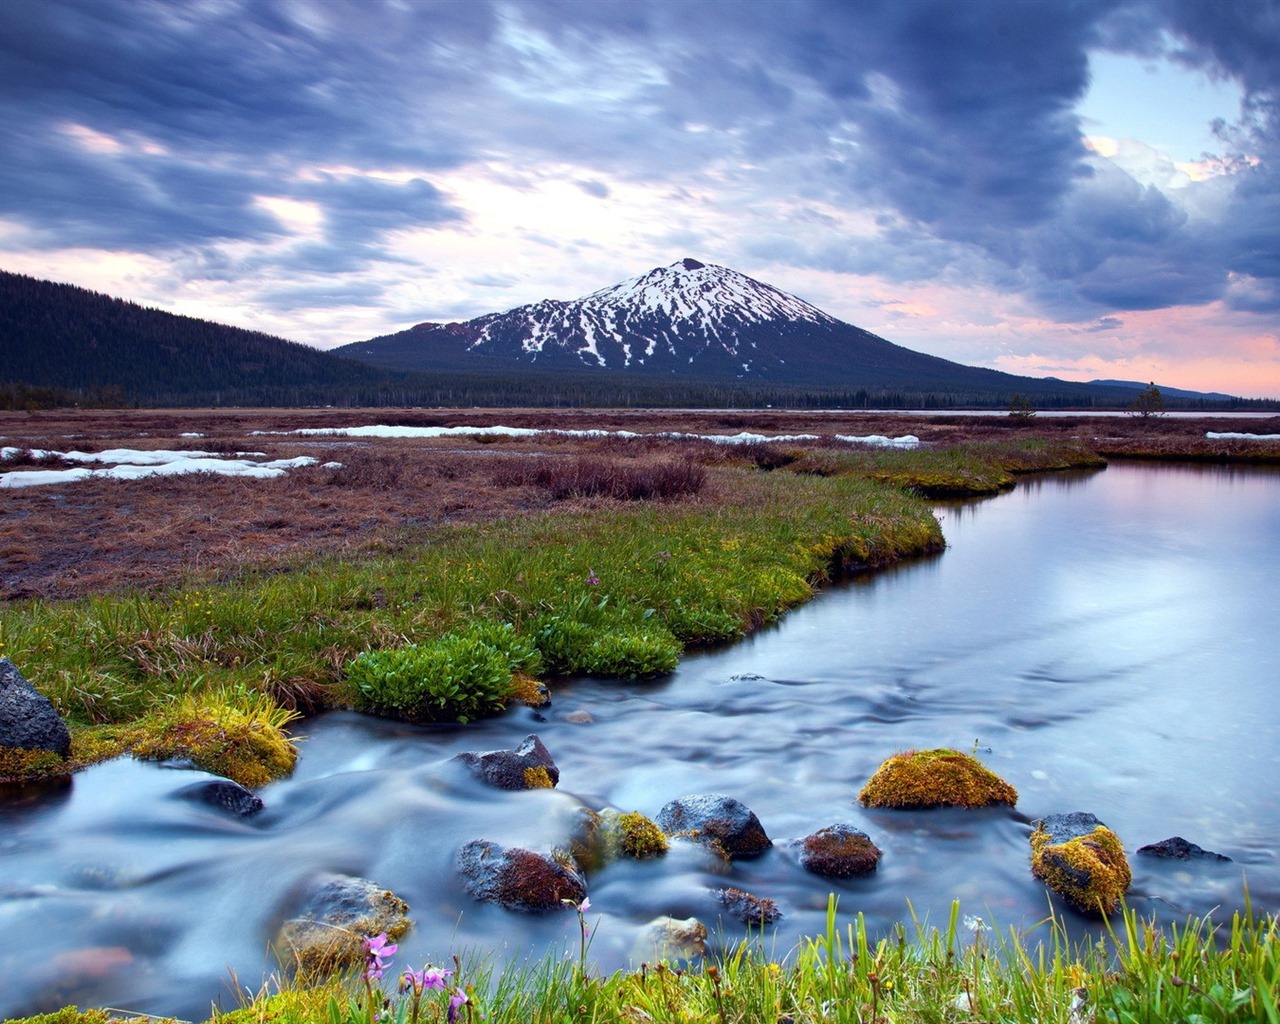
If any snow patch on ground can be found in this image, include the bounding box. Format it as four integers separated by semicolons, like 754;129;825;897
0;447;324;488
271;424;921;447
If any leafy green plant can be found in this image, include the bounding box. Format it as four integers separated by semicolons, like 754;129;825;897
348;628;520;723
532;611;680;678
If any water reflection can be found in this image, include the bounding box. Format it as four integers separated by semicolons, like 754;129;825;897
1;463;1277;1020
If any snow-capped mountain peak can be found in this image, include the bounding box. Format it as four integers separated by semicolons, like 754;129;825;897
474;258;839;370
582;258;838;329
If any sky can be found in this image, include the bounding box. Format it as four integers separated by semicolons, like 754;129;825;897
1;0;1278;399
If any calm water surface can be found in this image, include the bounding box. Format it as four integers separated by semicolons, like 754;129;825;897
2;462;1277;1019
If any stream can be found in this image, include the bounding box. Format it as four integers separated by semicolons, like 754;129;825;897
2;461;1277;1020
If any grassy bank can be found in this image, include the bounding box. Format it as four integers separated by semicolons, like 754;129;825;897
1;466;947;783
9;897;1277;1024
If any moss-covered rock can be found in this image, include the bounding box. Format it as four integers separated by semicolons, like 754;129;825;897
631;915;708;963
574;807;669;867
610;809;669;859
797;824;882;877
1030;811;1131;915
858;748;1017;809
456;839;586;912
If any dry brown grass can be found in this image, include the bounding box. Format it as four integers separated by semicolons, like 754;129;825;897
2;407;1276;603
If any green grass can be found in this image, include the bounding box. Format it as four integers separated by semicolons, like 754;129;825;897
792;437;1106;497
11;897;1275;1024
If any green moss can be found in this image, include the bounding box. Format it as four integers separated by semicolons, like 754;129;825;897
211;980;348;1023
0;697;296;789
858;748;1018;809
0;1009;180;1024
1031;821;1132;915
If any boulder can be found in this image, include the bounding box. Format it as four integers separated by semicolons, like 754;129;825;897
655;794;771;859
1137;836;1231;862
277;874;411;975
455;734;559;790
0;658;72;760
797;824;882;878
456;839;586;912
712;886;781;925
858;748;1017;809
175;778;264;817
1030;812;1131;915
631;915;708;963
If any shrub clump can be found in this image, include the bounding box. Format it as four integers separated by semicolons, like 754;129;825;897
493;456;706;501
348;621;539;723
858;748;1018;809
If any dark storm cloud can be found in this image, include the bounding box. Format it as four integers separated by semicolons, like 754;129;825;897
0;0;473;257
0;0;1277;329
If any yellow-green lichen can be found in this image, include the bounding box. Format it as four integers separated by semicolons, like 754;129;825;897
858;748;1018;809
0;745;66;781
522;765;555;789
1030;821;1132;915
613;810;669;859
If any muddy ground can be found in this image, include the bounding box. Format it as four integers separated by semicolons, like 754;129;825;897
3;407;1276;603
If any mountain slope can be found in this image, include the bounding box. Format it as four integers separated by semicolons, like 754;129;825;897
0;270;392;405
334;259;1115;401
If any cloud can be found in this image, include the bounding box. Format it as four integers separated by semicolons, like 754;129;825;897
0;0;1277;394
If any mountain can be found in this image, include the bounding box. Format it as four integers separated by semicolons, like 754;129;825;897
0;270;397;407
332;258;1129;403
2;263;1253;410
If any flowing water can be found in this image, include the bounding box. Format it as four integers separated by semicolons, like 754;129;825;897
2;462;1278;1019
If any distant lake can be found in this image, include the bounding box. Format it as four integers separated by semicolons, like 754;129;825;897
2;461;1276;1020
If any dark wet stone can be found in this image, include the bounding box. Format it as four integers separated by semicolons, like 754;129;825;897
655;793;771;859
1037;811;1107;844
1137;836;1231;862
0;658;71;760
456;839;586;912
455;733;559;790
175;778;264;817
712;886;782;925
797;823;882;878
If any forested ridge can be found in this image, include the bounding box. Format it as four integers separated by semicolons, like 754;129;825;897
0;270;396;407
